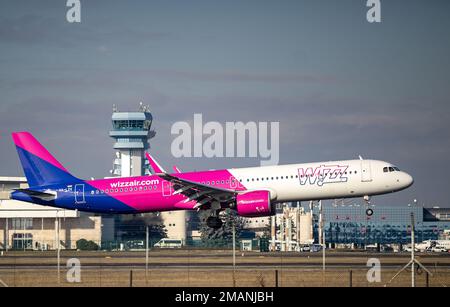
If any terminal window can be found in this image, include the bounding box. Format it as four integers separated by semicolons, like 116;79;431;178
11;218;33;230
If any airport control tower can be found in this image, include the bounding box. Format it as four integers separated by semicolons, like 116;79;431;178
109;103;154;177
109;103;187;242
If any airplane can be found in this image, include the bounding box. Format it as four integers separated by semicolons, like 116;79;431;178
10;132;414;228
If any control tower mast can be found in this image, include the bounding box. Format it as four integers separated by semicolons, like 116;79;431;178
109;103;155;177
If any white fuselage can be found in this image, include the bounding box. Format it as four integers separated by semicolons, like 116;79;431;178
228;159;413;202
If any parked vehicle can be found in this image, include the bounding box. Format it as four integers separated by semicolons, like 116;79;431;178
154;238;183;248
431;246;448;253
126;240;144;250
310;244;322;252
403;245;419;252
300;244;311;252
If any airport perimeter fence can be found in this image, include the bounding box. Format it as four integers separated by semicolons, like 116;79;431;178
0;238;230;251
0;247;449;287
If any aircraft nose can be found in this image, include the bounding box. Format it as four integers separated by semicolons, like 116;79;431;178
402;172;414;188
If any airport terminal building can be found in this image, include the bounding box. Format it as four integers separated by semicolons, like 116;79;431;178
319;204;450;246
0;177;114;250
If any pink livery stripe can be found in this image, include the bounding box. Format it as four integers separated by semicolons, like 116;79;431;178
12;132;67;172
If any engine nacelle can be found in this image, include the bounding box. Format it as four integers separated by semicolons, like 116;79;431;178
236;190;275;217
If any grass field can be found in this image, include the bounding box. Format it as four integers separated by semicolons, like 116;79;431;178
0;250;449;287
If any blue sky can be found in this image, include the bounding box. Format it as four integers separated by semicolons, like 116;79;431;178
1;0;449;207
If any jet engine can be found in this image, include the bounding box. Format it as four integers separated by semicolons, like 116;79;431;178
235;190;276;217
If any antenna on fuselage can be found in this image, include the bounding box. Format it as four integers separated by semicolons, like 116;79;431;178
358;155;363;160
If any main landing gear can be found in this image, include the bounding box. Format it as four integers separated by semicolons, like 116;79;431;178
205;203;224;229
364;195;373;216
206;216;223;229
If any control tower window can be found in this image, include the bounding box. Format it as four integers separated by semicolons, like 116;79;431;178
128;120;143;129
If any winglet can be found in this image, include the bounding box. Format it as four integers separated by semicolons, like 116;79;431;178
145;152;166;174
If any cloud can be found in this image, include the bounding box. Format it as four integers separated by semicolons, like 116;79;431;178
0;14;172;48
118;69;338;84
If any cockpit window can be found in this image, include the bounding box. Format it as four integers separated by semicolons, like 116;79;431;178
389;167;395;172
393;167;400;171
383;167;388;173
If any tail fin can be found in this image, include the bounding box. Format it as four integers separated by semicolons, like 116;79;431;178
12;132;79;187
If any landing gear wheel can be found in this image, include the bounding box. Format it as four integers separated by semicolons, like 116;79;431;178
206;216;223;229
366;208;374;216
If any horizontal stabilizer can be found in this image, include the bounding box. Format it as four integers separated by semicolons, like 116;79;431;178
13;188;57;201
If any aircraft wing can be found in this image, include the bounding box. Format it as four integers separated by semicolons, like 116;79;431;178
13;188;57;201
155;173;237;210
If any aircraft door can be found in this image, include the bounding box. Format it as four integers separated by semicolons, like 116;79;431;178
162;181;173;197
360;160;372;182
74;184;86;204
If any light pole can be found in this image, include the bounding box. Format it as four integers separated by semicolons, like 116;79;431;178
55;211;61;285
413;199;423;242
319;201;325;272
232;218;236;287
145;225;149;283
